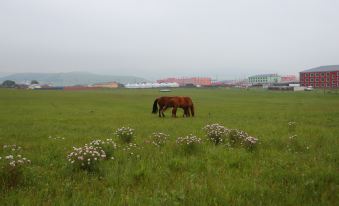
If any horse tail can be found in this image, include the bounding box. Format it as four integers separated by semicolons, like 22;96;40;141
152;98;158;114
190;104;195;117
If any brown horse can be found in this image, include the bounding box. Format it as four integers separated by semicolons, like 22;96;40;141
152;96;195;117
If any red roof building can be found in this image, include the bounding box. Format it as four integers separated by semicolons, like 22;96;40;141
300;65;339;88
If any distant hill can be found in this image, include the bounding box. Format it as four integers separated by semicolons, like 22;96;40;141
0;72;13;78
0;72;149;86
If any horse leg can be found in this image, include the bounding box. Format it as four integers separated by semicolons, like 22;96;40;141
159;106;166;117
159;106;164;117
185;107;190;117
182;107;188;117
172;107;177;118
190;105;194;117
161;106;168;117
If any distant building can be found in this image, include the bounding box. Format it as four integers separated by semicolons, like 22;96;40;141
15;84;29;89
63;86;100;91
268;85;305;92
124;82;179;88
157;77;212;86
300;65;339;88
92;82;118;88
211;79;249;87
28;84;42;90
281;75;298;82
248;74;281;85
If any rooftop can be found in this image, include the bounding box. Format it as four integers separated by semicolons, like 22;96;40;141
248;74;279;78
301;65;339;73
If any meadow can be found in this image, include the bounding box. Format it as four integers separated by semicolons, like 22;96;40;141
0;88;338;205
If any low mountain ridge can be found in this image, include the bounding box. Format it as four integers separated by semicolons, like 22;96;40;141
0;72;149;86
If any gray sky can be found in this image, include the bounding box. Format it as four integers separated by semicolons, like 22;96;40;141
0;0;338;80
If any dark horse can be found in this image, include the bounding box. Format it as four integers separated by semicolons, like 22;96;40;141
152;96;195;117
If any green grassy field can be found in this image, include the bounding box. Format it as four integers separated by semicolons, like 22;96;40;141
0;88;338;205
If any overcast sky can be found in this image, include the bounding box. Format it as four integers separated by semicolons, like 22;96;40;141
0;0;338;80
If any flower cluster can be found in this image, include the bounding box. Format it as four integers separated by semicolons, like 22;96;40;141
228;129;260;150
121;143;142;158
202;123;259;150
176;134;202;145
243;136;259;149
0;154;31;168
287;121;301;152
2;144;22;152
287;134;302;152
150;132;169;147
176;134;202;153
0;145;31;187
203;123;230;144
115;126;135;143
288;121;297;132
48;136;65;140
289;135;297;140
89;139;117;159
90;139;117;148
67;145;106;170
228;129;249;145
288;121;296;126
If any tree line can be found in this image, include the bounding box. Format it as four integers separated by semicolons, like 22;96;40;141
1;80;39;88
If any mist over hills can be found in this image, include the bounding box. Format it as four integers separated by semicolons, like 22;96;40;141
0;72;149;86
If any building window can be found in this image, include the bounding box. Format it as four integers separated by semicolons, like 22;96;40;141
310;73;314;77
333;80;336;84
321;83;324;87
305;73;309;77
321;73;325;76
311;83;314;86
327;78;330;82
315;73;319;76
327;83;330;87
326;72;330;76
321;78;324;82
315;78;319;82
310;78;314;82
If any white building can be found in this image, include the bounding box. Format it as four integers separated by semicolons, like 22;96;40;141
124;82;179;88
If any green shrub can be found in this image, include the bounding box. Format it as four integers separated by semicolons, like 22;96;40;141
150;132;169;147
0;154;31;188
67;145;106;172
121;143;142;159
288;121;297;133
228;129;249;146
176;134;202;153
89;139;117;159
203;123;229;145
243;136;259;150
115;126;135;143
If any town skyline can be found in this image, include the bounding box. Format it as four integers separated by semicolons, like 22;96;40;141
0;69;300;81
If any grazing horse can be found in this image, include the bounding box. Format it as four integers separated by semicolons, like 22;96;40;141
152;96;195;118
